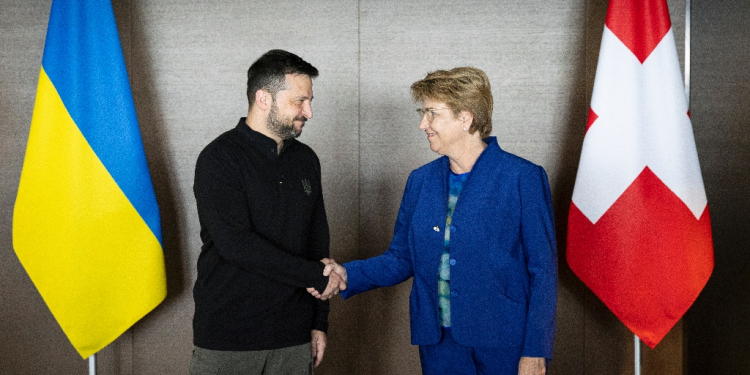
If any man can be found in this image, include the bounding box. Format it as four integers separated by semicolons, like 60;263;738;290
190;49;345;374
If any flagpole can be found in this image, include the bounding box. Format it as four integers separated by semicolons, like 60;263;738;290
89;353;96;375
634;335;641;375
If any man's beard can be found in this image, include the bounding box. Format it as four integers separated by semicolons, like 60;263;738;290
267;101;305;140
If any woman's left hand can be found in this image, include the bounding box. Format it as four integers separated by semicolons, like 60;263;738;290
518;356;546;375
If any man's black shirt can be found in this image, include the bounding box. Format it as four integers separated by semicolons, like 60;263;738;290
193;118;330;351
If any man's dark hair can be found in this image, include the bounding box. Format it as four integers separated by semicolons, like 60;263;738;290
246;49;319;108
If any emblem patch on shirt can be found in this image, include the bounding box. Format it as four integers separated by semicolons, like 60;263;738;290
301;179;312;195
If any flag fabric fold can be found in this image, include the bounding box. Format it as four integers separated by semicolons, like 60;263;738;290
13;0;166;358
567;0;713;348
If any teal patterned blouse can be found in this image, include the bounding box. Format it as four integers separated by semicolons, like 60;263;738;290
439;169;470;327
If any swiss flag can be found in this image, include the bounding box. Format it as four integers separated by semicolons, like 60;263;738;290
567;0;713;348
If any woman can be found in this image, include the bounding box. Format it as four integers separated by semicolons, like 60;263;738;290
321;67;557;374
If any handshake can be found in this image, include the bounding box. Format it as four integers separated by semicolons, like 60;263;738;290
307;258;348;300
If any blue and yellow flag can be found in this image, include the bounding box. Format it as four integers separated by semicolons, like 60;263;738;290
13;0;166;359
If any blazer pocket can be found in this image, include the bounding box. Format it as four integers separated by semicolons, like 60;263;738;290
494;279;528;305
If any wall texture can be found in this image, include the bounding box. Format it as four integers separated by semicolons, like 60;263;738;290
1;0;746;374
686;1;750;374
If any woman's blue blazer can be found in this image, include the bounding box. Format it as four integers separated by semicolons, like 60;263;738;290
341;137;557;359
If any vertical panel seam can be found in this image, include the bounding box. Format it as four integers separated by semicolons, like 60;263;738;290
357;0;362;264
356;1;362;374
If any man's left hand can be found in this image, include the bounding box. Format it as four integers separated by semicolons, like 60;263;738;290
518;356;546;375
311;329;327;367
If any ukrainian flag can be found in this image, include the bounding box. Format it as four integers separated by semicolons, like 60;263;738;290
13;0;166;359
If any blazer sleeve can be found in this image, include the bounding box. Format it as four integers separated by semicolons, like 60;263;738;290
340;173;419;298
519;166;558;359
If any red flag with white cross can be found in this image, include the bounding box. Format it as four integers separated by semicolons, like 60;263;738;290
566;0;714;348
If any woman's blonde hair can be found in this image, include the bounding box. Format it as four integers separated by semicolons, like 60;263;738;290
410;67;493;139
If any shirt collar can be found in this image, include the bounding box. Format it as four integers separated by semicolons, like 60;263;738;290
235;117;294;159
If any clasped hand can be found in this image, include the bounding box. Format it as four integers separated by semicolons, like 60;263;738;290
307;258;348;300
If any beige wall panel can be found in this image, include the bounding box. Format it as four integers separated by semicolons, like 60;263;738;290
357;1;588;374
116;1;360;374
0;0;360;374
